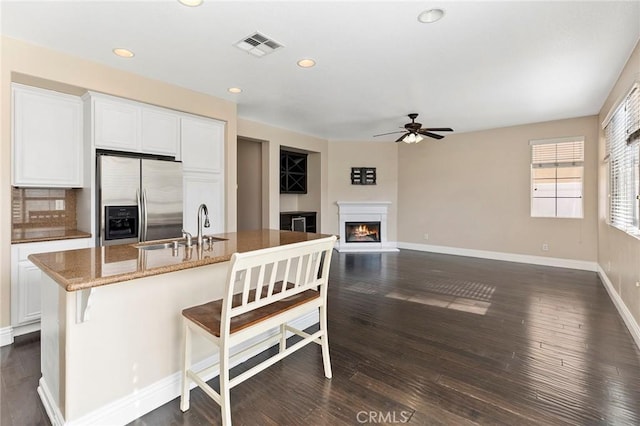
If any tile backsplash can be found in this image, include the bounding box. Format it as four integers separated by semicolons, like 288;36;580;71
12;187;78;231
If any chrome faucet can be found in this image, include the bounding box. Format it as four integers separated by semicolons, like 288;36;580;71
196;203;210;247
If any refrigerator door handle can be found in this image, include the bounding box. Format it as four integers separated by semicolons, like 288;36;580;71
136;189;143;242
142;189;149;242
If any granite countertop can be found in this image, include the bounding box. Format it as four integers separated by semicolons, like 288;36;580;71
28;229;333;292
12;228;92;244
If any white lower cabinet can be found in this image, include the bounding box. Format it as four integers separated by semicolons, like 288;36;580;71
16;262;44;325
11;238;92;334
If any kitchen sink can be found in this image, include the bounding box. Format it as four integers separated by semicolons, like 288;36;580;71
137;241;185;250
136;236;227;251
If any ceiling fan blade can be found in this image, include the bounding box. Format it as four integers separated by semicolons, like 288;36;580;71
417;130;445;140
395;133;409;142
423;127;453;132
373;130;407;137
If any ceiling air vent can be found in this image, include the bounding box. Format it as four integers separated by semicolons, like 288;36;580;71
234;32;283;57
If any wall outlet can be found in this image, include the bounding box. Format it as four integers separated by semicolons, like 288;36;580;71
55;199;65;210
542;243;549;252
423;233;429;240
607;261;611;272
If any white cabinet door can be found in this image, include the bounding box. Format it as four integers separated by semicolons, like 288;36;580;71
17;262;43;324
141;107;180;157
91;94;181;157
12;84;83;187
181;116;225;173
11;238;92;329
94;97;140;151
183;173;225;236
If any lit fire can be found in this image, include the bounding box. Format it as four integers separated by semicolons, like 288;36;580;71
351;224;379;239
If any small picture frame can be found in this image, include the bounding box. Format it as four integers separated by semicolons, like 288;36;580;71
351;167;376;185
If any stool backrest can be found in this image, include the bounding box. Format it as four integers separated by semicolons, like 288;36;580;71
221;235;337;329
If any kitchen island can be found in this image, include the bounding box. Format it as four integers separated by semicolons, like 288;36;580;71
29;229;332;426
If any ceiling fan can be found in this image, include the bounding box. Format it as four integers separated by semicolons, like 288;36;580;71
373;113;453;143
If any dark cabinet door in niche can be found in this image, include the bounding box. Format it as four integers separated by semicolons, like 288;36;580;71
280;212;316;233
280;150;307;194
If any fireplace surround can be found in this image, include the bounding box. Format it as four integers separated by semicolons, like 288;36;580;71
337;201;398;252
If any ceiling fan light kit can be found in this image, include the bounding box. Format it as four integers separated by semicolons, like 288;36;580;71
403;133;423;144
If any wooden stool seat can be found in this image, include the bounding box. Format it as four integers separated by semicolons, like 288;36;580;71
182;282;320;337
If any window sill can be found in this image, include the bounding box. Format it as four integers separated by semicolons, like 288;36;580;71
608;223;640;241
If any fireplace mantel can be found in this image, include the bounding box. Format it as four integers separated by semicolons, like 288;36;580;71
336;201;399;253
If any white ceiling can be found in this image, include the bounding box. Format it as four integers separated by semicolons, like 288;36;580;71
2;1;639;140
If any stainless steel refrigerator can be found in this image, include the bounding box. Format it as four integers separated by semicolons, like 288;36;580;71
97;153;183;246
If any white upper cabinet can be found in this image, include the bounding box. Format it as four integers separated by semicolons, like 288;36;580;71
12;84;83;187
181;115;225;173
93;96;140;152
183;173;225;235
141;108;180;157
89;93;180;157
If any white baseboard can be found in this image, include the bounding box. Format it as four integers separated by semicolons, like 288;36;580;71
13;321;41;337
0;326;14;347
38;377;66;426
597;266;640;350
48;311;319;426
398;242;598;272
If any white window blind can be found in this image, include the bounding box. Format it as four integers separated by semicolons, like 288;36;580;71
605;83;640;235
530;137;584;218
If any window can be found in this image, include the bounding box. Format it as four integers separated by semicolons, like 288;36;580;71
530;136;584;218
604;83;640;236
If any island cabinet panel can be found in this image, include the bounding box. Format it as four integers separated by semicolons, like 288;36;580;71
12;84;83;187
38;262;248;423
10;238;92;334
88;93;181;157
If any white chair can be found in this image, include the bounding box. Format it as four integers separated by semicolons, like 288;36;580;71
180;235;337;425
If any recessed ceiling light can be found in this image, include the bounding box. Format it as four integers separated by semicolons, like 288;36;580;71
112;48;134;58
228;87;242;94
178;0;203;6
297;58;316;68
418;8;445;23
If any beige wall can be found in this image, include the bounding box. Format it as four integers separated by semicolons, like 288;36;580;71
326;141;399;241
1;36;238;328
397;116;599;261
598;41;640;325
237;118;328;232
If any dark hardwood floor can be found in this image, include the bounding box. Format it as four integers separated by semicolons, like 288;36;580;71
3;249;640;425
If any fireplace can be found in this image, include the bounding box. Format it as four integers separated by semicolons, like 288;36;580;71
345;222;381;243
336;201;398;252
